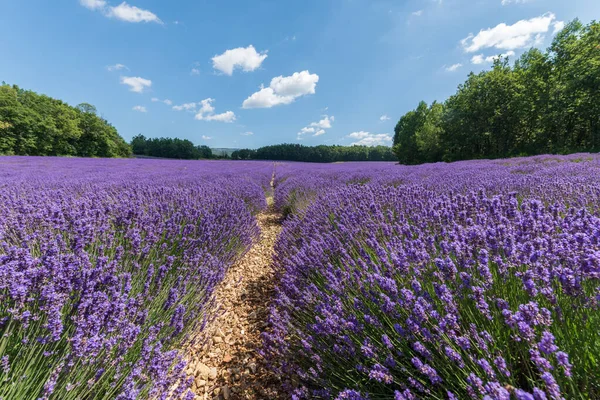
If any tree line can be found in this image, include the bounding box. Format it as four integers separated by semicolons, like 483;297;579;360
231;143;396;162
393;19;600;164
130;134;214;159
0;83;131;157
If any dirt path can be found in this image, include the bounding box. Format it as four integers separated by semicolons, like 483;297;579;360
185;193;284;400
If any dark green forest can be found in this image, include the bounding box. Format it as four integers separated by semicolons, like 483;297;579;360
231;143;396;162
130;134;213;159
394;19;600;164
0;83;131;157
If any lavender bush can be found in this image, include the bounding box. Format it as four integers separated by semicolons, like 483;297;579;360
265;154;600;399
0;157;271;399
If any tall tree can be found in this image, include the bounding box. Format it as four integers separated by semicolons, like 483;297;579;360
0;84;131;157
392;19;600;164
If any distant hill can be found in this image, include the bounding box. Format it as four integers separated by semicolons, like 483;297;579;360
0;83;131;157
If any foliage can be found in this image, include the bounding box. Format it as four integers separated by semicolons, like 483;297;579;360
266;154;600;399
232;144;396;162
0;84;131;157
393;20;600;164
131;134;213;160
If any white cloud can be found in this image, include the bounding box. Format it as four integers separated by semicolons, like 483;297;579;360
243;70;319;109
120;76;152;93
299;127;315;134
80;0;106;10
270;71;319;97
197;98;215;115
553;21;565;34
501;0;531;4
380;114;391;121
412;10;423;16
297;114;334;138
191;68;200;76
471;51;515;64
107;2;162;23
310;115;334;129
212;45;268;75
152;97;172;105
202;111;236;123
82;0;161;24
445;63;463;72
241;131;254;136
107;63;128;71
132;105;147;113
461;13;556;53
348;131;393;146
242;88;295;109
201;135;212;140
471;55;485;64
192;98;236;123
172;102;197;111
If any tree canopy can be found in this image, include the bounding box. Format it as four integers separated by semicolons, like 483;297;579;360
393;19;600;164
0;83;131;157
231;143;395;162
131;134;213;159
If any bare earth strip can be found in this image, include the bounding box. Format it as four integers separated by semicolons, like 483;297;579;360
185;195;284;400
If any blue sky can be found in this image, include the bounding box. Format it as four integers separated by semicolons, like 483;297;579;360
1;0;598;148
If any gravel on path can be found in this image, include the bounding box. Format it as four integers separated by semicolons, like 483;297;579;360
184;194;284;400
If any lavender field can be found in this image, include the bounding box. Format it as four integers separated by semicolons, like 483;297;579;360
1;154;600;399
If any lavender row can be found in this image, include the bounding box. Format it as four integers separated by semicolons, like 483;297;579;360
265;154;600;399
0;157;272;399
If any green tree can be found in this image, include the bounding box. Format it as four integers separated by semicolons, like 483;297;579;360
0;84;130;157
392;19;600;164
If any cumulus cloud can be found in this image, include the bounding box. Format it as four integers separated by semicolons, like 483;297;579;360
270;71;319;97
201;135;212;140
348;131;392;146
191;98;236;123
80;0;106;10
107;63;128;71
197;98;215;115
501;0;531;4
241;131;254;136
132;105;147;112
461;13;556;53
553;21;565;34
81;1;161;24
107;2;162;23
151;98;172;105
297;115;334;139
380;114;391;121
191;68;200;76
299;127;315;134
311;115;334;129
243;71;319;109
202;111;236;123
445;63;463;72
471;51;515;64
120;76;152;93
212;45;268;75
412;10;423;16
242;88;295;109
172;102;197;111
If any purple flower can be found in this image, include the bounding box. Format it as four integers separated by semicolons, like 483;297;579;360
539;331;558;355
